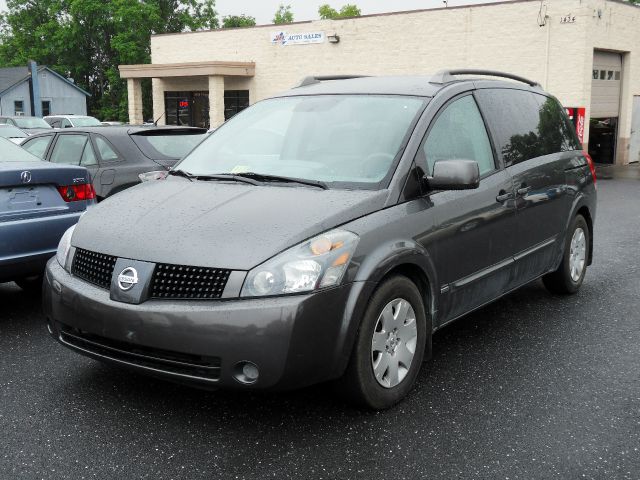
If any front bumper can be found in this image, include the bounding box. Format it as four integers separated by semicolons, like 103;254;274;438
43;259;372;390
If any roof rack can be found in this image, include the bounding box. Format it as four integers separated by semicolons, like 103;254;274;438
430;69;541;87
295;75;370;88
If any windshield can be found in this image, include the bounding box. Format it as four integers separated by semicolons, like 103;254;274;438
71;117;102;126
14;117;51;129
0;125;27;138
131;132;207;160
0;137;41;162
176;95;426;189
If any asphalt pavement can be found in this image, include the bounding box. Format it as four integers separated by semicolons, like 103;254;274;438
1;171;639;479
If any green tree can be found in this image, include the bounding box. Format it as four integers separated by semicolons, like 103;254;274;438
222;14;256;28
273;4;294;24
318;3;361;19
0;0;219;122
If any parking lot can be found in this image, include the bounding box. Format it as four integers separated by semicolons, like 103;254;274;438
1;169;639;479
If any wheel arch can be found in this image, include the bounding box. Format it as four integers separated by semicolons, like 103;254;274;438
331;243;439;378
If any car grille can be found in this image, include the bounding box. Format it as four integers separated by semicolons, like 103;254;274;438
150;263;231;299
72;248;117;290
58;323;221;381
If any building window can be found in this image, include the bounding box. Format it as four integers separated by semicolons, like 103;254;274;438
614;71;621;80
14;100;24;116
599;70;606;80
42;100;51;116
224;90;250;120
607;70;614;80
164;91;210;128
592;70;599;79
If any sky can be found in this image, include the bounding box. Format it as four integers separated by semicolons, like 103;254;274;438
215;0;503;25
0;0;507;25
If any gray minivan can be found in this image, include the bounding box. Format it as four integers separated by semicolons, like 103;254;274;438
43;71;597;409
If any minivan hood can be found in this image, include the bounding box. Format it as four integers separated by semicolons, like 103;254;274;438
72;179;387;270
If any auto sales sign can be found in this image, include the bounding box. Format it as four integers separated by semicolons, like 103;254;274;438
271;31;325;46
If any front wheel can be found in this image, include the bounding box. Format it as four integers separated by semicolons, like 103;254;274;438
543;214;590;294
340;275;428;410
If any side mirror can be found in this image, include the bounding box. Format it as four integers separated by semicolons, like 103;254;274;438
424;159;480;190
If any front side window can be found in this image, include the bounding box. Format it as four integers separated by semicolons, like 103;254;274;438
71;117;102;127
176;95;426;189
22;135;53;158
50;134;96;166
61;119;72;128
421;95;495;176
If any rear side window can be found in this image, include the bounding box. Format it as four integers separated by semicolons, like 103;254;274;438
476;89;579;166
531;94;582;152
50;134;96;166
421;95;495;176
22;135;53;158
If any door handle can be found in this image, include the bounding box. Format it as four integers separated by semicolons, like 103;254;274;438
496;190;513;203
517;185;532;196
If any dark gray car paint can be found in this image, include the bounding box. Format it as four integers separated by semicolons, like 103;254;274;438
43;75;597;391
72;179;388;270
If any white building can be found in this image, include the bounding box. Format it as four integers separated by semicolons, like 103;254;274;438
120;0;640;164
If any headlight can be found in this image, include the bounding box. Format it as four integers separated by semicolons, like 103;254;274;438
241;229;359;297
56;225;75;270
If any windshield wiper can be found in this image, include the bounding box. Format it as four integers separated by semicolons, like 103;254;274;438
234;172;328;190
167;169;194;181
193;173;261;185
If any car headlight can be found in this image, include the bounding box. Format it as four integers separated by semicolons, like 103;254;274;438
241;229;359;297
56;225;75;271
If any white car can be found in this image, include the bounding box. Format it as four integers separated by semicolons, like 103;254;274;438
43;115;102;128
0;124;29;144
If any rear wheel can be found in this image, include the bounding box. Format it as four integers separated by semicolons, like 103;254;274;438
340;275;428;410
15;275;43;293
543;214;590;294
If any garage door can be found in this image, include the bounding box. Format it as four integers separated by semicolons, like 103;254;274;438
591;51;622;118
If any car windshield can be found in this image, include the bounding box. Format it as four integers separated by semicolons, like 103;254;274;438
176;95;426;189
0;137;41;161
13;117;51;129
71;117;102;126
131;131;207;160
0;125;26;138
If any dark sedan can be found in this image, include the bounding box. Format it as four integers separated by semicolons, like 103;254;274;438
0;137;94;291
21;126;206;200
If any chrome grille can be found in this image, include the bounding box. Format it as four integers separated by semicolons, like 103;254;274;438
150;263;231;299
71;248;117;289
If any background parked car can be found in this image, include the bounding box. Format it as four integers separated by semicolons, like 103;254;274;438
0;115;53;135
21;126;207;200
0;137;94;291
0;124;28;144
43;115;102;128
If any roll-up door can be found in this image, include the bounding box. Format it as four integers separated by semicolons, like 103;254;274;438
590;51;622;118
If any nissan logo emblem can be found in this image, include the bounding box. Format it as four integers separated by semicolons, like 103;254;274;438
117;267;139;291
20;171;32;183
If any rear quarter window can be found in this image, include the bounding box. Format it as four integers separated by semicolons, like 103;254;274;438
476;89;580;166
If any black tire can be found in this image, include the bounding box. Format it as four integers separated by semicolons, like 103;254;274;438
15;274;43;293
340;275;428;410
543;214;590;294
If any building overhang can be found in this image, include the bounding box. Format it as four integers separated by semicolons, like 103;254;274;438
119;61;255;79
